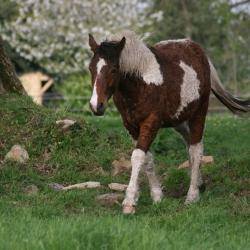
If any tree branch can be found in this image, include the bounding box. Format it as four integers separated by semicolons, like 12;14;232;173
230;0;250;8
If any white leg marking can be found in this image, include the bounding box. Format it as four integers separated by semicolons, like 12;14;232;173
123;149;145;214
185;142;203;204
144;152;163;203
175;61;200;118
90;59;106;112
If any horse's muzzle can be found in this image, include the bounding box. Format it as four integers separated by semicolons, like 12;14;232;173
90;102;105;116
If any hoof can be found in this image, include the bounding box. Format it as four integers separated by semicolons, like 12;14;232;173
123;205;135;214
185;196;200;205
185;188;200;205
151;189;163;203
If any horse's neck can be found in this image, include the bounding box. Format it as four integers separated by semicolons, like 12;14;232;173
115;75;141;103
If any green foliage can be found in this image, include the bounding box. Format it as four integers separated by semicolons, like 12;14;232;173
0;0;32;73
53;73;118;115
0;94;250;249
52;73;92;114
0;0;18;24
1;0;159;74
150;0;250;94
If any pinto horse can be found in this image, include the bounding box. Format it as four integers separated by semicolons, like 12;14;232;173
88;31;250;214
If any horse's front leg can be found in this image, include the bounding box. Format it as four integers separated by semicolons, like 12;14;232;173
122;114;160;214
122;148;145;214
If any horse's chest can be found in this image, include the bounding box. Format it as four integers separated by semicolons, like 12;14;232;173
114;96;145;123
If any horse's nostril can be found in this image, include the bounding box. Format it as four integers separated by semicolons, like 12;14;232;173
98;103;103;108
97;103;104;110
96;102;105;115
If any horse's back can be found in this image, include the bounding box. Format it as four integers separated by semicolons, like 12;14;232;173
153;38;211;95
154;38;206;62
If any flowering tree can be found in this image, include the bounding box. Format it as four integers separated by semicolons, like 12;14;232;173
1;0;161;74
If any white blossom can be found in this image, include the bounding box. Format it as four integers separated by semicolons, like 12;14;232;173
2;0;161;74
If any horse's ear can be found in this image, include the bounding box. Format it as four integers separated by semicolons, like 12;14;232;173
89;34;99;52
117;37;126;53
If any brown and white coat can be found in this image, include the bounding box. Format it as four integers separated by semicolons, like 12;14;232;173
88;31;250;214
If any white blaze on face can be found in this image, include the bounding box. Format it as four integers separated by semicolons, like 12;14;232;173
90;59;106;112
174;61;200;118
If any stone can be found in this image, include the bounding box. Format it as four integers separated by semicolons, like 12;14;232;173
5;145;29;163
112;156;131;176
178;155;214;169
62;181;101;190
23;184;39;195
108;183;128;192
56;119;76;131
96;193;124;207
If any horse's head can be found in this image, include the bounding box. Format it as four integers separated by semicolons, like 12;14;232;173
88;34;126;116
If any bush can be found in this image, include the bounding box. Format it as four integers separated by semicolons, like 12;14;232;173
52;73;118;116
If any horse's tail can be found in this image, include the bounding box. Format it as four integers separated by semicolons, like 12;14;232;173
209;59;250;114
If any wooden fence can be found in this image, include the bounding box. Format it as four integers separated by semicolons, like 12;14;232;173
35;93;249;115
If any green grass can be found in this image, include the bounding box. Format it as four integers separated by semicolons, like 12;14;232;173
0;94;249;249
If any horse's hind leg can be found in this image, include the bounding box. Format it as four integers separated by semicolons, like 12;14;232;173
185;104;208;205
185;141;203;204
144;152;163;203
174;122;203;188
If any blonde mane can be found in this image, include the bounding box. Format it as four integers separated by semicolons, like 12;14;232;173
107;30;163;86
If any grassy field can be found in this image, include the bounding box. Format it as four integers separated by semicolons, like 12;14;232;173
0;94;249;250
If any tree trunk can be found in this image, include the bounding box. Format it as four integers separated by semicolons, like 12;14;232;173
0;35;25;94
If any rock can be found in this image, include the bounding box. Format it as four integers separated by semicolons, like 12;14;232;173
62;181;101;190
112;156;131;176
5;145;29;163
48;183;64;191
108;183;128;192
23;184;39;195
56;119;76;131
178;155;214;169
96;193;124;207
